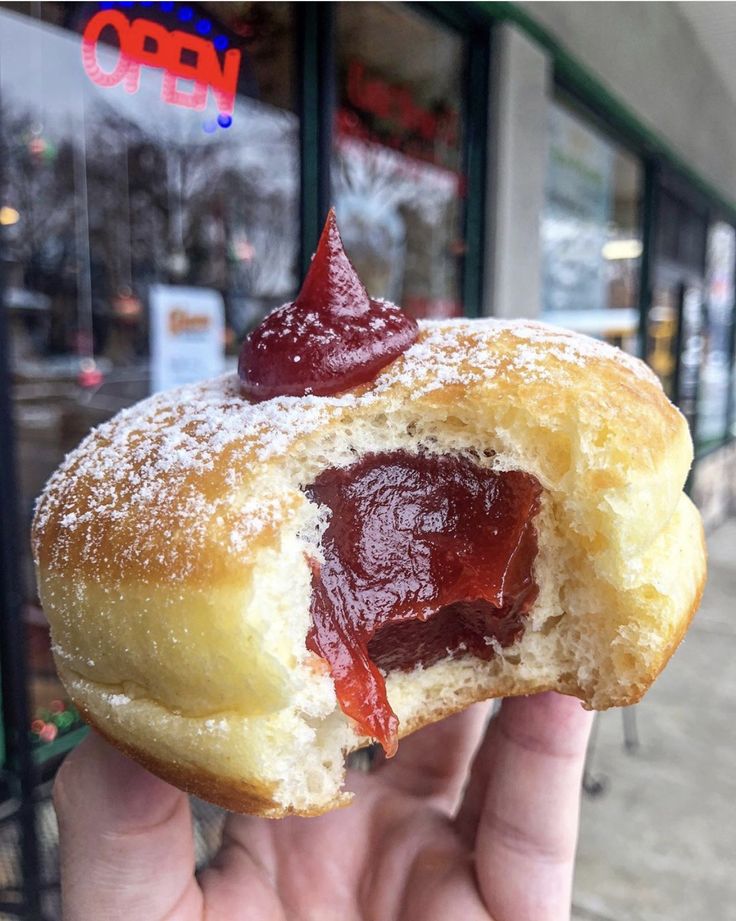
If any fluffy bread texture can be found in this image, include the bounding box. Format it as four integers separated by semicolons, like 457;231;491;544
33;319;706;816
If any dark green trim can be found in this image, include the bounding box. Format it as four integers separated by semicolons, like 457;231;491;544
297;3;333;276
32;726;88;766
461;26;491;317
476;2;736;224
413;3;493;316
694;435;734;462
419;0;492;30
725;246;736;437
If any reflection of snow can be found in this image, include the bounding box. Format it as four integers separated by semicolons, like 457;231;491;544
698;358;731;441
335;136;459;224
699;223;736;441
541;213;607;312
540;307;638;336
333;136;461;306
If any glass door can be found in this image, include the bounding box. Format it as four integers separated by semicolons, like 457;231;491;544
646;183;708;438
540;98;644;354
698;222;735;448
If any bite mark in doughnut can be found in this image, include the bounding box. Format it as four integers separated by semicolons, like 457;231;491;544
305;450;541;755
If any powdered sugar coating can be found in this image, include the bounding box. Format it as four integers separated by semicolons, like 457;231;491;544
33;318;669;583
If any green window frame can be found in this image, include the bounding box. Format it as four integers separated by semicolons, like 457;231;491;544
297;1;491;317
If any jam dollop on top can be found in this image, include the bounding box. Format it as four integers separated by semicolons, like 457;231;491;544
305;451;541;756
238;209;418;401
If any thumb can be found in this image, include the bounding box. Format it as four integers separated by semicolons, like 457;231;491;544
54;732;202;921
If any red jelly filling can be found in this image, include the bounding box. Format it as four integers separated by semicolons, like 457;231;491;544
238;209;418;401
305;451;542;756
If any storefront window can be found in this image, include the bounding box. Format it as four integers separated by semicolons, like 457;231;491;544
541;101;643;353
698;222;735;448
1;1;298;759
646;186;708;410
333;3;466;318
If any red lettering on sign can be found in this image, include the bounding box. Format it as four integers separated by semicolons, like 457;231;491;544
345;60;459;156
81;10;131;87
81;10;241;116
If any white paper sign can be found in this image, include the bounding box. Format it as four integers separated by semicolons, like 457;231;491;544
150;285;225;393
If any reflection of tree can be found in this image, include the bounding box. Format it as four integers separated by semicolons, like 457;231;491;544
333;137;460;305
3;84;300;362
1;102;82;355
84;97;298;307
1;105;77;289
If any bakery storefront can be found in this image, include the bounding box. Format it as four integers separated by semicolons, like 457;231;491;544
2;0;736;911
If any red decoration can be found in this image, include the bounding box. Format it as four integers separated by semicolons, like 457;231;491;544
39;723;58;743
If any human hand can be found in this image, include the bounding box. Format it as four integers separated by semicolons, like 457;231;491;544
54;692;593;920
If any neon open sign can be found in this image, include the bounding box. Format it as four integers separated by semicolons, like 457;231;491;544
81;9;241;120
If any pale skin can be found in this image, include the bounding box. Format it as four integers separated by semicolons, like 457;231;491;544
54;692;593;921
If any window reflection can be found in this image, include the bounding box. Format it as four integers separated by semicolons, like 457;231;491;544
647;187;708;409
698;222;735;447
1;1;298;757
541;101;643;354
333;3;466;318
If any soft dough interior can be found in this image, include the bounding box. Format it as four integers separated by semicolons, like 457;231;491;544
49;394;701;815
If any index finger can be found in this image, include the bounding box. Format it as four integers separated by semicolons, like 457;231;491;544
459;693;593;921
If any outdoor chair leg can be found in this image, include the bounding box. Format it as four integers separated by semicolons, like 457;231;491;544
622;705;640;753
582;714;608;797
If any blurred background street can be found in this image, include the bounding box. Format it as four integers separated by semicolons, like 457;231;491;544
573;518;736;921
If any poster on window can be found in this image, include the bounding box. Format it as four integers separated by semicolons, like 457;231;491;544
542;104;613;314
150;285;225;393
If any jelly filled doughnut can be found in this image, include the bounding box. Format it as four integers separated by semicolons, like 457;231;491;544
33;212;705;817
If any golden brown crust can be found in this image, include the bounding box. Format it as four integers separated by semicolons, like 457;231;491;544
73;529;707;819
80;706;297;817
644;517;707;684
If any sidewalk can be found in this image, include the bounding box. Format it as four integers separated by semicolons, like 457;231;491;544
573;518;736;921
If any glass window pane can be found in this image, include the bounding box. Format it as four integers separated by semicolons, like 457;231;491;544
1;1;298;759
333;3;466;318
541;101;643;354
646;186;709;412
646;281;680;400
698;222;735;447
